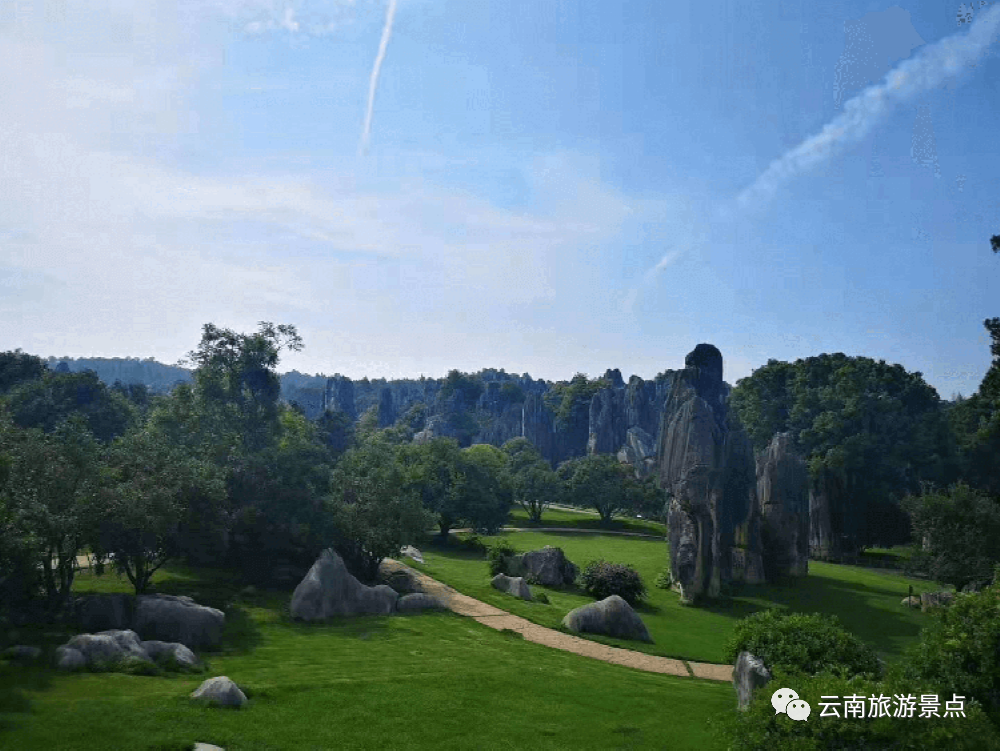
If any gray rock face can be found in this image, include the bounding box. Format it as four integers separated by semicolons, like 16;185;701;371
3;645;42;663
518;546;578;587
291;549;399;620
657;344;764;603
522;392;556;464
809;470;846;561
190;676;247;708
135;595;225;650
587;387;626;456
396;593;448;612
920;591;956;612
377;387;396;428
756;432;810;578
76;594;135;633
142;640;201;669
64;629;153;667
324;376;357;419
734;651;771;710
491;573;533;601
55;646;86;671
561;595;653;643
617;426;658;479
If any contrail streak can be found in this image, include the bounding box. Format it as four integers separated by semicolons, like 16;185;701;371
738;3;1000;210
625;5;1000;314
359;0;398;156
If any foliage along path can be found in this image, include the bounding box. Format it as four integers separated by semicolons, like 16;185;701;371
383;559;734;683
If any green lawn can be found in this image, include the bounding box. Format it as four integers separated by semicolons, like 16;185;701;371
413;530;947;666
1;565;732;750
506;506;666;536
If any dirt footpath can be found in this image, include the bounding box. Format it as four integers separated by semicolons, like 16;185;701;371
383;559;734;683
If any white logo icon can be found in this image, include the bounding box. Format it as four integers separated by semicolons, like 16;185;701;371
772;687;811;721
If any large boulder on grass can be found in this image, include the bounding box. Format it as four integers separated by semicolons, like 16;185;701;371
190;676;246;708
75;594;135;632
734;651;771;710
54;646;87;671
2;645;42;664
134;594;225;650
491;573;533;601
290;549;399;620
518;546;579;587
62;629;153;668
561;595;653;643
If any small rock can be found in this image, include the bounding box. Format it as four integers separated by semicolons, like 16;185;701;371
190;676;247;708
901;596;921;608
400;545;425;564
192;744;225;751
54;646;87;671
2;645;42;663
734;651;771;710
396;593;447;612
491;573;533;601
142;640;201;669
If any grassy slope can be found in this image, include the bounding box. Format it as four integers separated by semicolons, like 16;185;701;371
1;566;731;751
506;506;666;536
416;528;945;666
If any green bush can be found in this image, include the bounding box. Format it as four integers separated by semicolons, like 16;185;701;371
898;576;1000;724
724;609;881;679
534;592;550;604
580;559;646;606
653;568;672;590
717;667;1000;750
487;539;518;577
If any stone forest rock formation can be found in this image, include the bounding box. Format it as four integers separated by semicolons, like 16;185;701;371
656;344;764;603
756;432;810;578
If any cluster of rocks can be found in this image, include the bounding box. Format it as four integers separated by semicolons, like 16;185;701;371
290;549;446;621
74;593;225;650
54;628;201;672
562;595;653;643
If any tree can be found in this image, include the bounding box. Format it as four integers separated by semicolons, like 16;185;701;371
902;482;1000;591
0;349;47;394
457;444;512;534
560;454;637;523
731;354;956;552
329;438;433;582
5;369;135;442
502;437;559;522
396;437;465;536
0;413;102;609
90;430;226;594
181;321;303;454
315;409;356;459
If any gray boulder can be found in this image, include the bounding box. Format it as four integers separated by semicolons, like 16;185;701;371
63;629;152;667
396;593;448;612
54;646;87;671
75;594;135;632
192;745;226;751
135;594;225;650
921;591;956;612
518;546;578;587
380;567;423;595
561;595;653;643
290;549;399;620
190;676;247;708
901;596;921;608
141;640;201;669
491;573;533;601
756;432;810;578
734;651;771;710
2;645;42;664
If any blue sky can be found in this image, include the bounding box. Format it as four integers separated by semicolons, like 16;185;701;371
2;0;999;398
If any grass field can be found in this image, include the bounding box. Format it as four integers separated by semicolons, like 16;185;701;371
1;564;732;750
414;528;946;666
506;506;666;536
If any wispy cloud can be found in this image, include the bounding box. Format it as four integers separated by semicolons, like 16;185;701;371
738;3;1000;211
359;0;398;155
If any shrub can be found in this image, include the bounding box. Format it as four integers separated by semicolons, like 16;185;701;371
460;534;488;554
534;592;550;604
487;539;518;577
724;609;881;679
581;559;646;606
716;667;1000;751
653;568;672;590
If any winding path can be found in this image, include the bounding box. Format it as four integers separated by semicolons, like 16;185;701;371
382;558;734;684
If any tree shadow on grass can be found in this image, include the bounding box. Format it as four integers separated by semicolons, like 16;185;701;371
692;569;931;659
0;664;54;734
